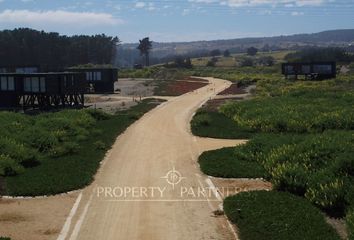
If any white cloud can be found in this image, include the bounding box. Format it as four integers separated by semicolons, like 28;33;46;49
182;9;191;15
0;9;124;26
291;11;304;15
189;0;327;7
135;2;146;8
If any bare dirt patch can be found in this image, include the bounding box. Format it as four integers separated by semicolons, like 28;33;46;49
0;212;28;223
218;83;246;95
201;98;244;111
326;217;348;240
0;194;78;240
212;177;273;199
154;80;208;96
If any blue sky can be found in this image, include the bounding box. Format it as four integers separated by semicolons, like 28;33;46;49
0;0;353;43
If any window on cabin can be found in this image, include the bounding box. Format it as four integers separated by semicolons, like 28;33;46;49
32;77;40;92
40;77;46;92
302;65;311;74
1;76;7;90
95;72;102;81
314;65;332;74
8;77;14;91
24;77;31;92
86;72;92;81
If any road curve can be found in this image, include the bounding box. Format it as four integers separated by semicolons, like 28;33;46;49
64;77;246;240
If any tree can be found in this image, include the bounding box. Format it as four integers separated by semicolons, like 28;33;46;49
240;57;254;67
258;56;275;66
210;49;221;57
223;49;231;57
206;60;216;67
167;56;192;68
0;28;119;71
284;47;353;63
247;47;258;56
185;57;192;68
137;37;153;67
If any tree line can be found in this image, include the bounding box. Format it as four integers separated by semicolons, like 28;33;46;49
285;47;354;63
0;28;120;71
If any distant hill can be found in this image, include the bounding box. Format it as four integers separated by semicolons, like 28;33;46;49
117;29;354;67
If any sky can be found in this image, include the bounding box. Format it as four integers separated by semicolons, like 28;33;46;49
0;0;353;43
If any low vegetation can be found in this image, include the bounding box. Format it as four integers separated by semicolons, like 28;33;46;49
212;131;353;215
1;99;164;196
191;111;254;139
191;60;354;237
220;87;354;133
224;191;341;240
199;147;265;178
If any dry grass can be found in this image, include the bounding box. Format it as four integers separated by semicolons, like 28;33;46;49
42;229;60;235
0;212;28;223
0;199;15;205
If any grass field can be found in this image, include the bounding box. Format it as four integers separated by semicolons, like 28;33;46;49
224;191;341;240
220;87;354;133
1;99;165;196
190;66;354;237
191;51;292;67
191;111;254;139
199;147;265;178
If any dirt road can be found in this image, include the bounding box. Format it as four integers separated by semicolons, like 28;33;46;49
57;77;245;240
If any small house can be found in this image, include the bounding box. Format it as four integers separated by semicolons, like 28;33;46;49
0;72;85;110
282;62;336;80
69;67;118;93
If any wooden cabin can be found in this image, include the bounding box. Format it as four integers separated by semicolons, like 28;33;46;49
282;62;336;80
0;72;85;110
69;68;118;93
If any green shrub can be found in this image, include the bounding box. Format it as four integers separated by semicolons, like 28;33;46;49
0;137;39;167
192;112;211;127
0;154;24;176
3;99;164;196
261;132;353;213
49;142;80;158
224;191;340;240
305;171;346;211
128;111;142;120
93;140;106;150
199;147;265;178
212;132;354;214
220;89;354;133
269;161;308;195
191;111;254;139
22;128;58;152
86;109;111;120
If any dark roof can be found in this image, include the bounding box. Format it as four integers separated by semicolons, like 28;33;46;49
0;72;82;76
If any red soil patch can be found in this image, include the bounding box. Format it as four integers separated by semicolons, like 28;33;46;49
162;80;208;96
218;83;246;95
201;98;242;111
